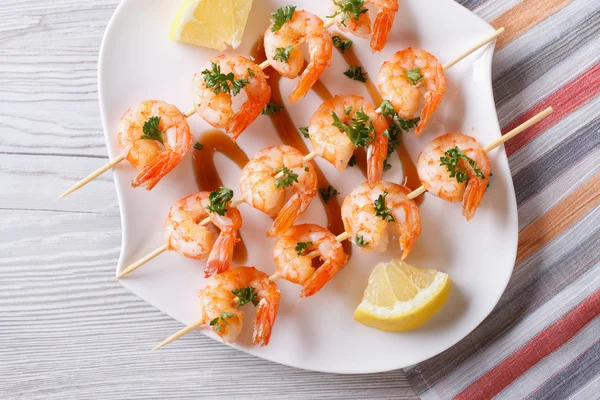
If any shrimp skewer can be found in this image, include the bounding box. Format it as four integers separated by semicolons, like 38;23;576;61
114;188;242;280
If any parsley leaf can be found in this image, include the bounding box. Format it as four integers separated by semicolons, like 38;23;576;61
332;108;374;148
382;125;401;172
275;165;299;189
344;65;368;83
247;67;255;78
374;191;395;222
193;142;203;151
274;46;294;63
231;287;259;306
379;100;396;118
328;0;368;27
295;241;313;256
206;186;234;216
209;312;235;332
348;155;357;167
379;100;421;171
439;146;485;184
140;116;164;144
355;235;369;247
270;5;296;32
201;62;248;96
332;35;353;53
262;102;284;115
319;185;339;204
404;67;424;85
299;127;310;138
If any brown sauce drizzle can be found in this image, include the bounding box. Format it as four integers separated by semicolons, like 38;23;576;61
335;34;424;205
192;130;249;263
251;38;351;255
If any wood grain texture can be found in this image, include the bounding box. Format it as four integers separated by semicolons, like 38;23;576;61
0;1;416;398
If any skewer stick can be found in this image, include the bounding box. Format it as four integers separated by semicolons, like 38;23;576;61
113;244;169;280
442;27;505;70
58;154;125;199
406;107;554;200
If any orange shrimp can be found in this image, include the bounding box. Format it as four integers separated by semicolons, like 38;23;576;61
417;133;491;220
239;145;318;237
117;100;192;190
164;191;242;277
264;8;332;102
198;266;280;346
192;55;271;139
378;48;446;135
273;224;348;297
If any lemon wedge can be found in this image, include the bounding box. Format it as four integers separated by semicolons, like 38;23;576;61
169;0;253;51
354;259;451;332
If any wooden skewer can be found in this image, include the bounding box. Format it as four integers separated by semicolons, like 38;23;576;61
442;27;505;70
154;230;350;350
113;244;169;280
406;107;554;200
58;154;125;199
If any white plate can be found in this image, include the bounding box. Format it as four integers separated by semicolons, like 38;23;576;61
101;0;517;373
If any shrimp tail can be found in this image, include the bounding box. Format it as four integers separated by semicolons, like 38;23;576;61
416;90;444;136
132;151;182;190
253;296;280;346
267;193;313;237
229;93;269;139
367;130;389;187
288;61;329;103
205;230;237;278
300;256;347;298
370;10;395;52
463;177;487;221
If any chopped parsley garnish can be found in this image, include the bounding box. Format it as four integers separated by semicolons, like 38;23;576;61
299;126;310;138
275;165;298;189
344;65;368;83
439;146;485;184
382;125;401;172
332;35;353;53
319;185;339;204
193;142;203;151
379;100;421;171
201;62;248;96
348;155;357;167
379;100;397;118
404;67;424;85
209;312;235;332
247;68;255;78
331;107;374;148
328;0;368;27
270;5;296;32
273;46;294;63
231;287;259;306
206;186;234;216
374;191;395;222
295;241;313;256
140;116;164;144
355;235;369;247
344;106;352;115
262;102;284;115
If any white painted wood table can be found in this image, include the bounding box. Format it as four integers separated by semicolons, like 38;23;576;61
0;1;416;398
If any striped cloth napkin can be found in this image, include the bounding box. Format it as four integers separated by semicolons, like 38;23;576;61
404;0;600;398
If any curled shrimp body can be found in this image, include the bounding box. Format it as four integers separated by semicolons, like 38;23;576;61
342;181;421;258
273;224;348;297
164;192;242;278
330;0;399;52
417;133;490;221
240;145;318;238
308;95;389;186
378;48;446;135
264;10;332;102
192;55;271;139
198;266;281;346
117;100;192;190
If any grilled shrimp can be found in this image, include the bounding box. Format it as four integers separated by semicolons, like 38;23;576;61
417;132;490;220
308;95;389;186
273;224;348;297
264;9;332;102
192;55;271;139
117;100;192;190
164;192;242;278
330;0;399;52
378;48;446;135
342;181;421;258
198;266;281;346
240;145;318;237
